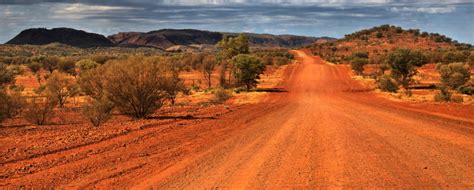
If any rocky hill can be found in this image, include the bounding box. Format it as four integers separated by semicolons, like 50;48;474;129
108;29;330;49
6;28;115;48
309;25;472;63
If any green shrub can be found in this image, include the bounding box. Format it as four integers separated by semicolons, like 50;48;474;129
58;59;76;75
376;32;383;38
82;98;114;127
23;97;57;125
0;63;16;86
457;84;473;95
45;71;79;108
378;75;399;92
437;62;470;89
28;62;41;73
434;87;451;102
0;91;25;124
212;88;232;104
350;57;368;75
76;59;99;72
79;56;173;119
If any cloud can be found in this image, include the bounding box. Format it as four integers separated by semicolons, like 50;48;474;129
0;0;472;44
390;6;456;14
57;3;138;13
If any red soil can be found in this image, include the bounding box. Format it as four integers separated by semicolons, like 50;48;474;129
1;50;473;189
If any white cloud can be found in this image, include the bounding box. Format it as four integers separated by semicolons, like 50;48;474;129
56;3;137;14
390;6;456;14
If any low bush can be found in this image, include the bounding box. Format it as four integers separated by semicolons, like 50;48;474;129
23;97;57;125
0;91;25;123
350;57;368;75
45;71;79;108
79;56;174;119
451;95;464;103
437;62;470;90
378;75;399;92
212;88;232;104
457;84;473;95
434;86;451;102
82;98;114;127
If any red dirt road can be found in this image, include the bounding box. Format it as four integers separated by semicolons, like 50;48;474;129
2;50;473;188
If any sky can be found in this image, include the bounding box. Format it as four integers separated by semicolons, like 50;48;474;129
0;0;473;44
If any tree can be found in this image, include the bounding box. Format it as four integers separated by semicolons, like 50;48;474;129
217;33;250;87
45;71;79;108
201;55;217;89
232;54;265;91
386;49;427;94
163;66;186;105
437;62;470;89
27;62;43;84
38;56;60;73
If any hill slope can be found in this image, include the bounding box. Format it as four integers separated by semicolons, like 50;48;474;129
108;29;329;49
309;25;472;63
6;28;115;48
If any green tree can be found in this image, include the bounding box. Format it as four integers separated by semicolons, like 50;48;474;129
217;33;249;87
201;54;217;89
386;49;427;94
36;56;60;73
232;54;265;91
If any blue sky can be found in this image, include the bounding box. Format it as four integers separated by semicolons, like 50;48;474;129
0;0;473;44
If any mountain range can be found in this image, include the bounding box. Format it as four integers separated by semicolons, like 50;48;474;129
6;28;333;49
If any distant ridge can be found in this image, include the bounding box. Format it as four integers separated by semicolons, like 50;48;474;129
6;27;335;49
107;29;333;49
6;28;115;48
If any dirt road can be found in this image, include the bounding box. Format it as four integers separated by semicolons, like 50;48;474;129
2;50;473;188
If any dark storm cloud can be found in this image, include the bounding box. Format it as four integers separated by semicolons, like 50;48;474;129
0;0;473;43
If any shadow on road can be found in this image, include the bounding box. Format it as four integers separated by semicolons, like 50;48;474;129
254;88;288;93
